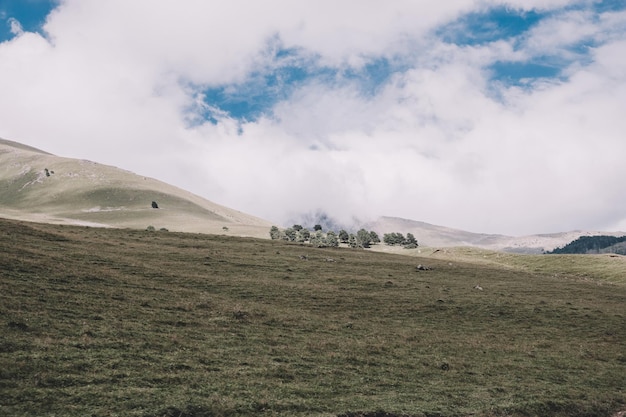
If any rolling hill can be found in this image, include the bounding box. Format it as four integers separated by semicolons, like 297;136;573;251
0;138;272;238
2;137;624;252
363;216;625;254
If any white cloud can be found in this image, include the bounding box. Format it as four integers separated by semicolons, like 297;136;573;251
0;0;625;235
8;18;24;36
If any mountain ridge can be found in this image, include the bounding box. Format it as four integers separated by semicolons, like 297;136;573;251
2;138;623;251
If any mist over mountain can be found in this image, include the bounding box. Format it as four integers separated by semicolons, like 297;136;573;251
286;210;359;233
2;137;624;253
284;211;626;254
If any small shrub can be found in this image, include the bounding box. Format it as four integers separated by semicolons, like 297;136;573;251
146;225;156;232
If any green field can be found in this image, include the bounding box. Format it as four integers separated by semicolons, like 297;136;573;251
1;218;624;416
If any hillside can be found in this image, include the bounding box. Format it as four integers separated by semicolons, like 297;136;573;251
1;218;625;417
0;138;272;238
2;137;624;251
364;216;626;253
549;235;626;255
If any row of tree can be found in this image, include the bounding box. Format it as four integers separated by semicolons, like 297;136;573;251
270;225;418;249
383;232;419;249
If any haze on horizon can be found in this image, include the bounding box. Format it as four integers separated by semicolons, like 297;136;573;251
1;0;625;236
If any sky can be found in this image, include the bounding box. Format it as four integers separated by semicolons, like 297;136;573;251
1;0;625;236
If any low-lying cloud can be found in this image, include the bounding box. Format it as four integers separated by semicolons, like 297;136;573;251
1;0;625;235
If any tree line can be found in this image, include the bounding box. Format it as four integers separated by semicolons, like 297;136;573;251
548;235;626;254
270;225;418;249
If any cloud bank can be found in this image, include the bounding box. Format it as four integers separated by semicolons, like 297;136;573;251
1;0;625;235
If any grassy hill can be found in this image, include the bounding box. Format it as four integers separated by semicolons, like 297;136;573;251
0;138;272;238
1;218;624;417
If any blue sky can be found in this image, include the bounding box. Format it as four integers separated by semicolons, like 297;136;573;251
200;1;623;122
1;0;626;235
0;0;56;41
1;1;620;120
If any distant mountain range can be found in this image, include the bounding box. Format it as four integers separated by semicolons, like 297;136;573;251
361;216;625;254
2;137;623;253
288;210;625;254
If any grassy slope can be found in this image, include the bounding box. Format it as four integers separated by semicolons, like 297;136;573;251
0;139;272;237
1;218;625;417
386;246;626;285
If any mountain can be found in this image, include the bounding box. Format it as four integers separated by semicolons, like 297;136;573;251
0;138;272;238
362;216;626;253
3;137;623;251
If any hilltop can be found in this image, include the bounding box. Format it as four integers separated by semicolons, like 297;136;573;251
0;138;272;238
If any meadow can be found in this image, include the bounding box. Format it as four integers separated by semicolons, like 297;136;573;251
1;218;624;416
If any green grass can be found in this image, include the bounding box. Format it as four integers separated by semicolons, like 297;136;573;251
1;218;624;417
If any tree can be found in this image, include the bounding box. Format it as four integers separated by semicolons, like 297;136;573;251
292;224;303;231
384;232;405;246
269;226;282;240
284;227;297;242
338;229;349;244
314;224;323;232
348;234;358;248
310;231;325;247
295;230;308;243
356;228;372;248
369;231;380;244
404;233;418;249
326;231;339;248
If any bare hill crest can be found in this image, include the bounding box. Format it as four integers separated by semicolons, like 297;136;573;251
0;138;272;237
